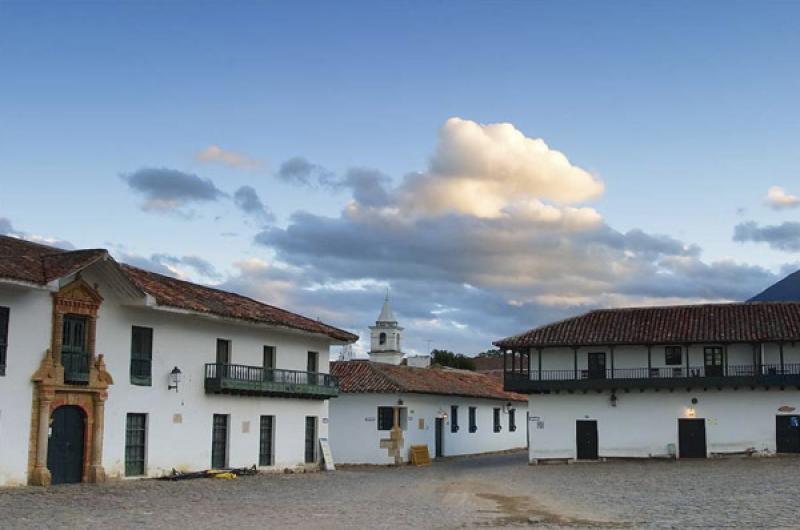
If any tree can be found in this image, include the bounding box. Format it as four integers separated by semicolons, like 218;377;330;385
476;348;502;358
431;349;476;370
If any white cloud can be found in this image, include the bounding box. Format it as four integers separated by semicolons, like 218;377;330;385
766;186;799;210
395;117;604;218
196;145;262;170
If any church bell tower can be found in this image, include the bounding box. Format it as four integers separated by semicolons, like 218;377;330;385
368;293;404;365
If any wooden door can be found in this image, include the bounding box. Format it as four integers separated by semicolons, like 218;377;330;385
211;414;228;469
587;352;606;379
776;415;800;453
678;419;707;458
435;418;444;458
47;406;85;484
576;420;598;460
305;416;317;463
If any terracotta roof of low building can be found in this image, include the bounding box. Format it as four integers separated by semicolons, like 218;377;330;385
0;235;357;343
330;360;526;402
494;302;800;350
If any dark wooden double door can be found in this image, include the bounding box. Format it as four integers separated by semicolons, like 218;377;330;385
576;420;598;460
678;419;707;458
776;415;800;453
47;405;86;484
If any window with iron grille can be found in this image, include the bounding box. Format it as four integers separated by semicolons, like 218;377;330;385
469;407;477;433
304;416;317;463
259;416;275;466
130;326;153;386
493;408;502;433
509;409;517;432
211;414;229;469
377;406;394;431
0;306;8;376
125;413;147;476
665;346;682;366
450;405;459;433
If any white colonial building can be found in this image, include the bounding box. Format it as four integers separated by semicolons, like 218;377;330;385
0;235;356;487
329;299;527;465
495;303;800;462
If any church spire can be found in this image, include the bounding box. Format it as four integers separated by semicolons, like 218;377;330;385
376;289;396;324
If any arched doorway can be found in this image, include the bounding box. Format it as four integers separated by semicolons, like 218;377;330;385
47;406;86;484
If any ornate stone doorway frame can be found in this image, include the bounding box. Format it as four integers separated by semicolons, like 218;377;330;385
28;278;113;486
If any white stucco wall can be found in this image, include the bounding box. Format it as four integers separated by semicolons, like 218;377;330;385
0;265;343;486
0;283;53;486
329;393;527;465
528;389;800;460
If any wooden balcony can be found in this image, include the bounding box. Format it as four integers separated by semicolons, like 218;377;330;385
505;363;800;393
204;363;339;400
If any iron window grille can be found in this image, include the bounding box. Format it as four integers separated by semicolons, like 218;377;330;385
468;407;477;433
493;408;502;433
259;416;275;466
509;409;516;432
377;406;394;431
125;413;147;476
450;406;459;433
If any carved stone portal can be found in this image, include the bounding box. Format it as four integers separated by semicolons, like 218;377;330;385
28;278;113;486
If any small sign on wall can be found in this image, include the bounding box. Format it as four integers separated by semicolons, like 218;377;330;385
322;417;329;424
365;417;376;422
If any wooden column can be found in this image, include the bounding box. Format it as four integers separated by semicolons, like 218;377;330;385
723;344;728;376
780;342;785;374
537;347;543;381
573;347;578;380
647;345;652;377
685;344;690;376
610;346;615;379
503;350;508;384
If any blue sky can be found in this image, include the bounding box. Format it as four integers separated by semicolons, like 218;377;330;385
1;1;798;355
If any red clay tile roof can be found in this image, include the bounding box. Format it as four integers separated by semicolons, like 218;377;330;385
0;236;107;284
331;360;526;402
494;302;800;349
0;235;357;343
122;265;356;342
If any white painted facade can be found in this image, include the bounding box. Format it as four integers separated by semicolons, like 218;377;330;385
0;261;348;486
524;342;800;461
529;388;800;460
330;392;527;465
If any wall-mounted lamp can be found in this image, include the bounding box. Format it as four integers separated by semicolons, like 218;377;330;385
503;401;515;414
609;393;618;407
685;407;696;418
168;366;183;392
397;398;404;406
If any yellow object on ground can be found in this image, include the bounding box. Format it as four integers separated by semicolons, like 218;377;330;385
410;445;431;466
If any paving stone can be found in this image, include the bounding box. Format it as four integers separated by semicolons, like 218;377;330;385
1;452;798;529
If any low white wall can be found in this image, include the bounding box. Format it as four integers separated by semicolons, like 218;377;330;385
330;393;527;465
529;389;800;460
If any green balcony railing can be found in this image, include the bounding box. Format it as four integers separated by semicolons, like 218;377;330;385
204;363;339;399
